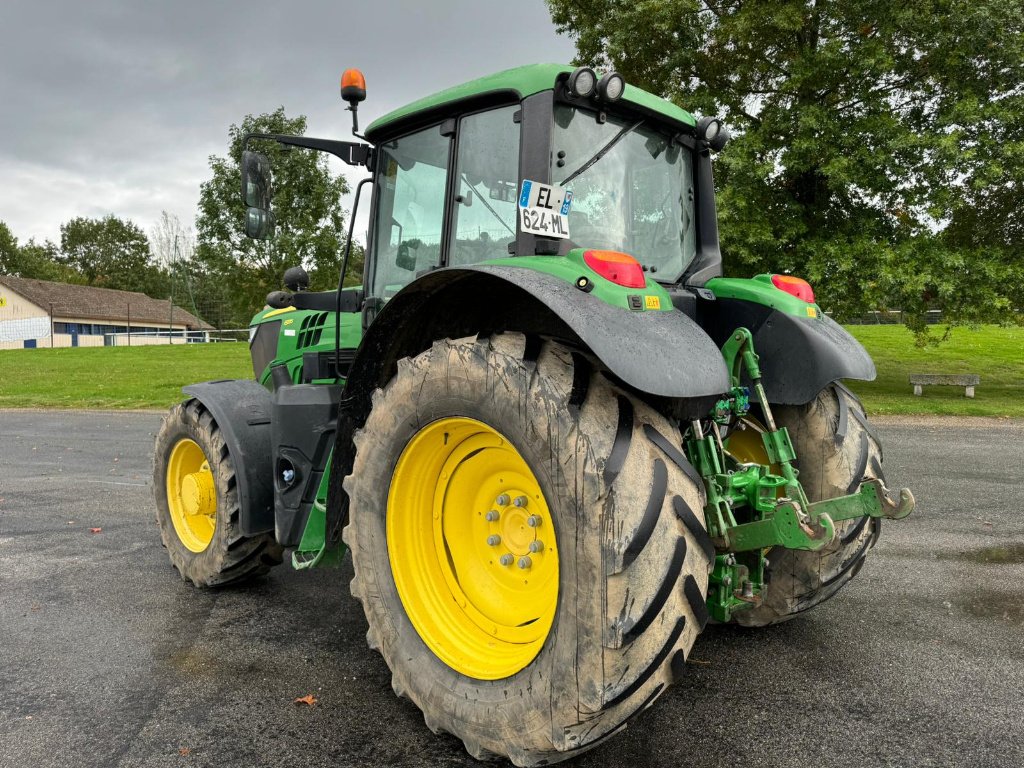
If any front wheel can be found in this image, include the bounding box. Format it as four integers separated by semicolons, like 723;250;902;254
344;334;713;766
153;399;282;587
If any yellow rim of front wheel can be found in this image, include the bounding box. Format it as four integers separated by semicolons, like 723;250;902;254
387;417;559;680
166;438;217;553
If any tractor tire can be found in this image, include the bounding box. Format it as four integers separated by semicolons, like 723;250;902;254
153;399;283;587
343;334;713;766
733;383;884;627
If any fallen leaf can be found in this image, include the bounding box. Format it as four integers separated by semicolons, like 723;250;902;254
178;747;190;756
89;527;102;534
293;694;317;706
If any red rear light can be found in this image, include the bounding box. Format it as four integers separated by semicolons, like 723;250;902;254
583;250;646;289
771;274;815;303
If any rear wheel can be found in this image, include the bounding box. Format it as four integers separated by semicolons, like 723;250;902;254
153;399;283;587
731;383;884;627
344;334;713;766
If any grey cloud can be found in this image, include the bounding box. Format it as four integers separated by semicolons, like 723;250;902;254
0;0;576;242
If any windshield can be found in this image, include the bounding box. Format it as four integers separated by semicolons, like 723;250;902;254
552;104;696;282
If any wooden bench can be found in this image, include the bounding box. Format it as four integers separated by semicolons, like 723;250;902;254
909;373;980;398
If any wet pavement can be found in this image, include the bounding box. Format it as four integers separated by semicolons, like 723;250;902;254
1;410;1022;768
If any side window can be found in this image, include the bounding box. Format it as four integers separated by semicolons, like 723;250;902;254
371;127;450;298
449;106;521;266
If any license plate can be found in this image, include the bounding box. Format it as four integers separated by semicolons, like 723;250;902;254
518;180;572;239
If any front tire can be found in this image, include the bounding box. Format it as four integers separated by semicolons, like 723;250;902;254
344;334;713;766
733;383;884;627
153;399;283;587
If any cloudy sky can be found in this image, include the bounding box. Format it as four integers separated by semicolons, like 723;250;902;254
0;0;577;246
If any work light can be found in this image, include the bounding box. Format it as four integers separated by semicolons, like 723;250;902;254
597;72;625;102
567;67;597;98
696;116;730;151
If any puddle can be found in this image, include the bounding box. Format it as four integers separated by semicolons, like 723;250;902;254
960;589;1024;626
942;543;1024;565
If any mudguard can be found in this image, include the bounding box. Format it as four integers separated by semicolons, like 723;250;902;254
698;297;876;405
349;264;731;403
182;380;274;536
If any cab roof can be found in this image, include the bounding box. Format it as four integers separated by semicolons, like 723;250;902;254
364;63;696;141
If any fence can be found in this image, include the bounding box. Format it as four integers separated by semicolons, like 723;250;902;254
103;328;250;346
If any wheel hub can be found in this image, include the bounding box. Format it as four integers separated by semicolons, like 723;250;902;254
180;465;216;517
165;438;217;553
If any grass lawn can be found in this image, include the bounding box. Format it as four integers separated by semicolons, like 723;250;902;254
0;325;1020;416
0;343;252;410
844;324;1023;418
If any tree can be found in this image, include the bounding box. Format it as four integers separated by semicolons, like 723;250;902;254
0;220;81;283
59;215;169;296
548;0;1024;337
0;221;18;274
195;108;351;327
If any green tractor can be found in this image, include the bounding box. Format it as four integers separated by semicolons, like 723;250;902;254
153;64;914;765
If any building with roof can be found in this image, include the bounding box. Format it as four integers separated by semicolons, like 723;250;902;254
0;276;213;350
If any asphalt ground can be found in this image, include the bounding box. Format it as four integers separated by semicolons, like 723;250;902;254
1;410;1022;768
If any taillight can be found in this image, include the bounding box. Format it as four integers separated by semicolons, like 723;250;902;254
771;274;815;303
583;250;646;289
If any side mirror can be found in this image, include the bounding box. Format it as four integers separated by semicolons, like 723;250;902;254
245;207;275;239
396;241;417;271
242;150;274;240
241;150;273;208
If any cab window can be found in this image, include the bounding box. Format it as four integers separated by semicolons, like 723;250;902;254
448;105;521;266
371;126;451;298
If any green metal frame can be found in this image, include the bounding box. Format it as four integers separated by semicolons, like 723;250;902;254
688;327;914;622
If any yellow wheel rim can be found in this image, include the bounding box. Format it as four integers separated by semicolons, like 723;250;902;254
166;438;217;553
387;417;559;680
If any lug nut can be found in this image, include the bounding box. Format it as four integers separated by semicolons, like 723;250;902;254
496;494;510;506
526;515;541;528
499;554;514;566
487;535;501;546
528;540;544;553
485;510;500;522
518;556;532;569
742;580;754;598
513;496;528;507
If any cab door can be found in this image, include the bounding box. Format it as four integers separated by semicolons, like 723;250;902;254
363;104;524;328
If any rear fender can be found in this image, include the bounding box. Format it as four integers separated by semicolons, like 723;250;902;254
347;264;730;406
181;380;274;536
698;297;876;405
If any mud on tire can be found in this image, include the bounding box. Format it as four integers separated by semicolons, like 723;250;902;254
734;383;884;627
343;334;715;766
153;399;283;587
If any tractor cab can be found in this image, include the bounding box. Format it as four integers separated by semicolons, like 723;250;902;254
243;64;729;345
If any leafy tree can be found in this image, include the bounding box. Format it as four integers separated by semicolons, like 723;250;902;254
195;108;351;326
548;0;1024;338
59;215;169;296
0;221;19;275
0;220;81;283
